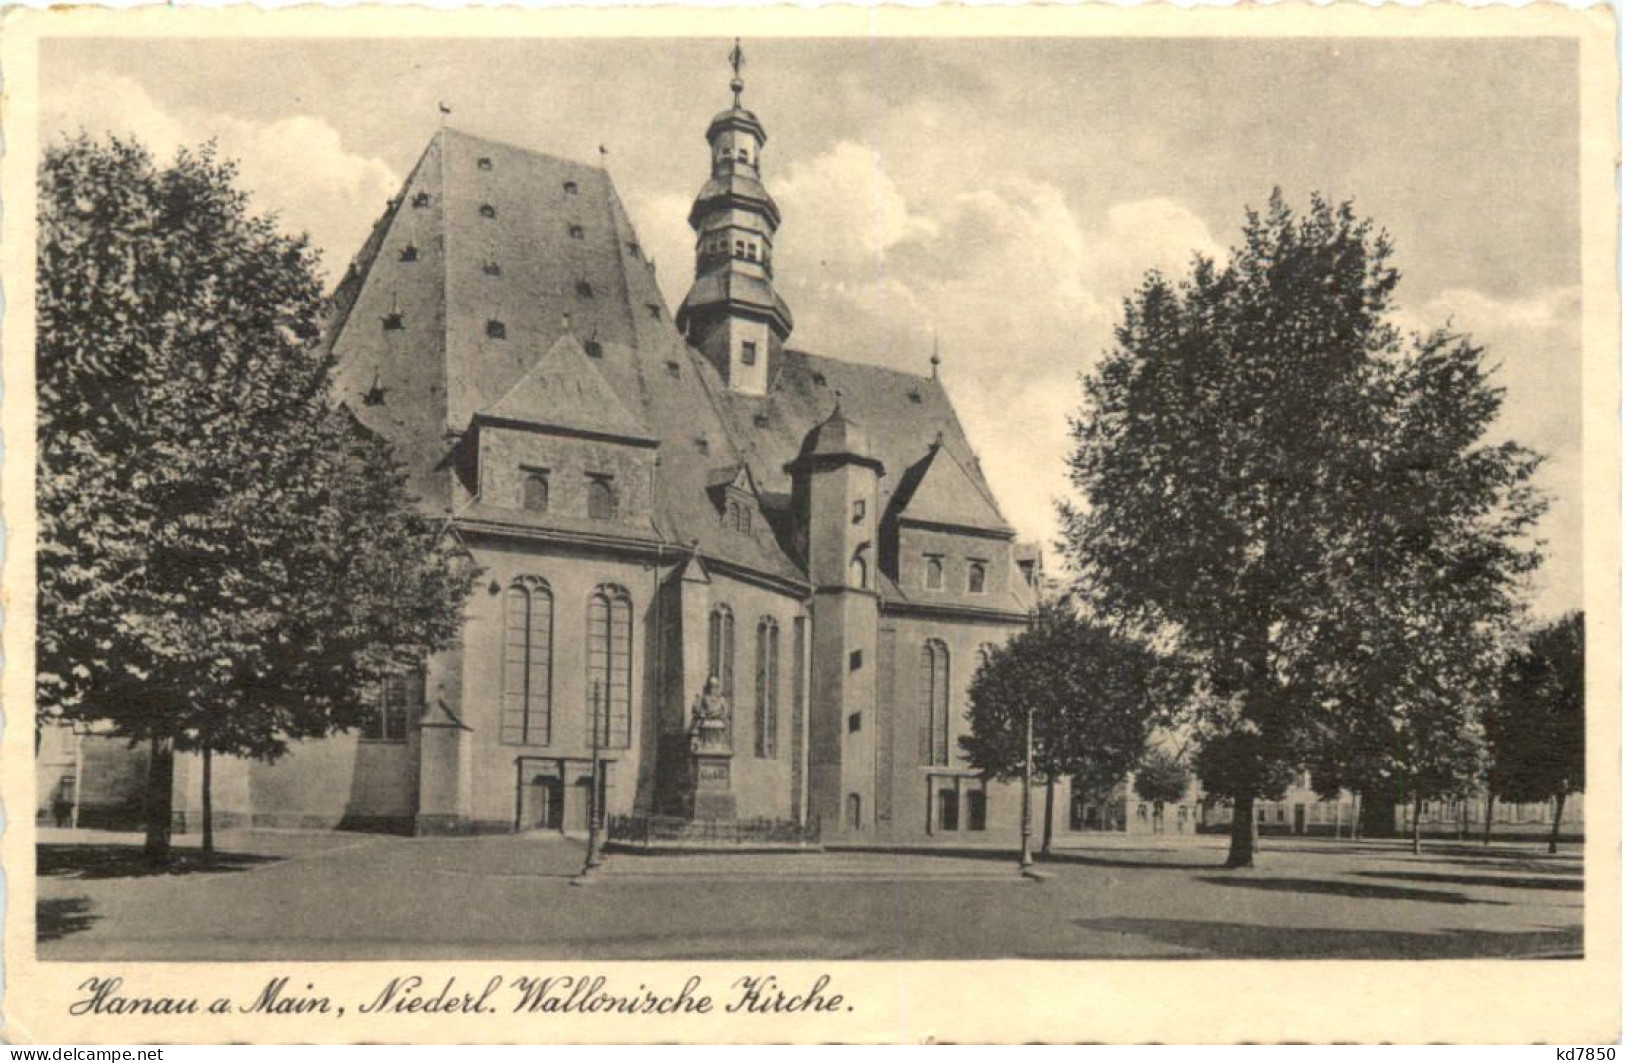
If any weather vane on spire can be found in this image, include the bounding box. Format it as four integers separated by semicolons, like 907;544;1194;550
728;38;746;106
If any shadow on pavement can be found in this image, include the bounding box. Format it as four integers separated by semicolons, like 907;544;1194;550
37;844;280;881
1356;870;1583;893
38;896;100;942
1075;917;1582;959
1195;875;1506;906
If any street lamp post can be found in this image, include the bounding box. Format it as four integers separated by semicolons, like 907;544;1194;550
1019;702;1034;872
583;680;606;875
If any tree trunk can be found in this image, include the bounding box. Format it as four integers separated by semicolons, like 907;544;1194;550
1226;793;1257;868
143;735;175;864
1482;792;1495;846
1410;792;1423;855
1352;792;1362;841
1549;792;1567;855
1041;777;1055;858
202;747;215;856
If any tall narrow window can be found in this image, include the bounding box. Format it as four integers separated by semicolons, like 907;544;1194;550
924;556;944;590
363;668;420;742
586;475;616;520
967;560;987;594
501;578;553;745
755;618;780;758
521;469;549;512
850;546;869;590
740;340;758;366
708;604;736;710
920;639;950;766
586;585;632;749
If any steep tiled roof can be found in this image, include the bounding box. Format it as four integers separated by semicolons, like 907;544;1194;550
328;128;1014;596
478;333;653;444
711;348;1011;529
889;441;1013;535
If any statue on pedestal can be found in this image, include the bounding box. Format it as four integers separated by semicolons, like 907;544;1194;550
688;675;731;753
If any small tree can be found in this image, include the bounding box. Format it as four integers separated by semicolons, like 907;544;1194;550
1486;612;1584;854
1133;749;1191;829
962;601;1172;856
37;135;475;860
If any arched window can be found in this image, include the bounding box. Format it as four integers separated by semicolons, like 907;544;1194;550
846;793;862;831
850;545;870;590
975;643;996;674
755;618;780;758
586;475;616;521
521;469;549;513
924;556;944;591
967;560;987;594
920;639;950;766
708;604;736;709
586;585;632;749
501;578;553;745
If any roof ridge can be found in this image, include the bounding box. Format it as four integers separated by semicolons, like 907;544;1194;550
438;126;604;174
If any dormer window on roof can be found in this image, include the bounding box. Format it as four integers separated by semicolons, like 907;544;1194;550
399;244;419;262
627;242;642;258
666;360;682;379
695;434;710;455
382;311;405;331
584;340;604;359
477;157;493;171
569;224;585;240
811;371;827;386
563;181;579;195
907;387;923;404
411;192;431;208
575;281;594;299
645;303;662;320
482;260;502;276
479;204;497;219
486;319;507;340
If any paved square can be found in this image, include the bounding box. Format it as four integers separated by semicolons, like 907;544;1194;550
36;830;1582;961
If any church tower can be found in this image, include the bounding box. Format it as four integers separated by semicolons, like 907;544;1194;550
676;40;794;397
787;400;883;835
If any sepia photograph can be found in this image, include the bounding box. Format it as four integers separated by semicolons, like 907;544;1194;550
3;6;1618;1045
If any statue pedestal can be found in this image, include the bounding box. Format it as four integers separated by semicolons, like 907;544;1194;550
690;742;736;821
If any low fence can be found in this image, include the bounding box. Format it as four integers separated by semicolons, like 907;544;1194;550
608;813;821;847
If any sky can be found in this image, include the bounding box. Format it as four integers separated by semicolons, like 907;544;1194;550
39;36;1583;617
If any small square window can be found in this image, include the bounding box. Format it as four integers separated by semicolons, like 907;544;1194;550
569;224;585;240
575;281;595;299
482;261;502;277
847;712;862;734
477;157;493;171
627;241;642;258
666;360;681;379
398;244;419;262
852;499;866;524
645;303;662;320
694;435;710;455
584;340;603;359
382;312;405;331
486;319;507;340
479;204;496;219
740;340;757;366
849;650;863;672
907;388;923;404
563;181;579;195
753;411;770;427
811;371;827;386
411;192;431;208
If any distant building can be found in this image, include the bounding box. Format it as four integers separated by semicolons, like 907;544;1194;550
38;53;1051;843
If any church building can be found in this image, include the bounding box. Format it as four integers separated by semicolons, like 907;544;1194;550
38;53;1047;844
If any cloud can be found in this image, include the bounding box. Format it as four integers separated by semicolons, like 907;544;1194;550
41;72;400;280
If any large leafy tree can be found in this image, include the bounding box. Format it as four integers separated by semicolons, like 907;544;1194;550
962;601;1173;856
1062;191;1544;867
1485;612;1584;853
1133;748;1192;827
37;135;475;859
